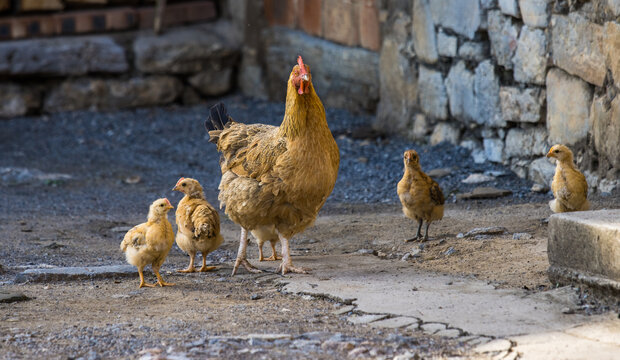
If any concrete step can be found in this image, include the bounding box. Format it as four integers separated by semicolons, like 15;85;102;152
548;209;620;297
14;265;136;284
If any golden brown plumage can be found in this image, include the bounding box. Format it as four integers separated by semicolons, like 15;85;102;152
546;144;589;213
205;56;340;275
172;177;224;273
397;150;445;241
120;198;175;288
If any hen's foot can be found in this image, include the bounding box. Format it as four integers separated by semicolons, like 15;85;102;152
177;267;196;273
231;258;262;276
276;262;309;275
404;236;420;243
198;265;217;272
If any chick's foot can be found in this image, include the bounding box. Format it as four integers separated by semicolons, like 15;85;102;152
198;265;217;272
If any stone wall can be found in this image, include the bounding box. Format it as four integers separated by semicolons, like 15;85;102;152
375;0;620;193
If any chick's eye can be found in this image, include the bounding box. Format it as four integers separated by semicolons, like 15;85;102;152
182;183;186;187
555;150;560;153
160;204;164;207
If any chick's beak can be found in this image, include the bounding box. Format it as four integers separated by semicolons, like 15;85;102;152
546;150;553;158
172;185;180;191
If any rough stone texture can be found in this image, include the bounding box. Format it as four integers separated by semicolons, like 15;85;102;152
44;76;183;113
322;0;359;47
499;0;521;18
14;265;137;283
410;114;429;140
188;68;234;96
551;14;606;87
445;61;476;122
265;27;379;113
0;84;40;118
437;31;457;57
134;21;241;74
513;26;547;85
483;138;504;163
546;68;592;145
458;187;513;199
412;0;438;64
528;157;555;186
420;322;446;334
487;10;520;69
370;317;419;329
458;41;488;62
346;314;388;325
591;95;620;169
604;21;620;87
548;210;620;294
418;65;448;120
475;60;504;127
430;122;460;145
504;127;548;158
518;0;551;28
609;0;620;16
0;36;127;76
0;291;30;303
429;0;481;39
499;86;545;123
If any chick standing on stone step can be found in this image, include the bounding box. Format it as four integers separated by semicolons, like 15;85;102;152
547;144;590;213
397;150;445;242
120;198;175;288
173;177;223;272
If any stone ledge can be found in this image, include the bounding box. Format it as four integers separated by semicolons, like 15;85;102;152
14;265;136;283
548;210;620;298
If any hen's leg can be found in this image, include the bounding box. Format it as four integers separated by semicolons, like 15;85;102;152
138;266;156;288
232;227;262;276
198;252;217;272
423;221;431;241
178;252;197;273
153;265;175;287
265;241;281;261
276;233;308;275
405;219;424;242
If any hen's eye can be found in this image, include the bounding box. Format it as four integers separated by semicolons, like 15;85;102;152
555;150;560;153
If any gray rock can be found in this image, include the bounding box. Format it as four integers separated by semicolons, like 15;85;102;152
551;14;606;87
0;84;40;118
591;95;620;169
518;0;551;28
410;114;429;140
429;0;481;39
609;0;620;16
462;173;495;184
512;232;533;240
475;60;504;127
134;21;241;74
474;339;512;353
457;187;512;199
604;21;620;88
44;76;183;113
513;26;548;85
437;31;457;57
265;27;379;113
436;328;462;338
15;265;136;283
412;0;438;64
420;322;446;334
0;36;127;76
188;68;233;96
0;291;30;303
504;127;548;158
370;317;419;329
499;86;545;123
332;305;355;315
528;157;555;186
531;183;549;193
545;68;592;145
419;66;448;120
458;41;488;61
499;0;521;18
346;314;388;324
481;0;498;8
445;61;476;122
483;138;504;163
487;10;520;69
430;122;460;145
463;226;508;237
427;168;452;178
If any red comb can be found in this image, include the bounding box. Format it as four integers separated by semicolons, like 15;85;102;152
164;198;172;207
175;177;185;187
297;55;307;75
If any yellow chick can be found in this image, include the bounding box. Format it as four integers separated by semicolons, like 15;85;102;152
172;177;223;272
120;198;175;288
547;144;589;213
251;226;281;262
397;150;445;242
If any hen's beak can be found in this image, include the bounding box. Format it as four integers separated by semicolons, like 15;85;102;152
298;74;310;95
546;150;553;158
172;185;180;191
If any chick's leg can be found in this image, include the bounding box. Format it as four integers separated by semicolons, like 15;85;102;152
232;227;262;276
178;252;197;273
423;221;431;241
138;266;156;288
258;243;265;261
276;233;308;275
265;241;281;261
153;266;175;287
198;252;216;272
405;219;424;242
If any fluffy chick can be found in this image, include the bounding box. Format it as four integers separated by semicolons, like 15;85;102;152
547;144;589;213
173;177;224;272
120;198;175;288
397;150;445;242
251;226;281;262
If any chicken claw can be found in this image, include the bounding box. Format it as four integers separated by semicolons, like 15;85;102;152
231;258;262;276
198;265;217;272
276;261;309;275
178;267;196;273
154;270;175;287
138;268;157;288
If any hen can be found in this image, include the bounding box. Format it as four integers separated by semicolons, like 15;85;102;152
397;150;445;241
173;177;224;272
120;198;175;288
205;56;340;275
547;144;589;213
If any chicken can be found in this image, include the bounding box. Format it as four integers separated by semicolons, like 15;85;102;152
546;144;589;213
120;198;175;288
397;150;445;242
172;177;224;272
205;56;340;275
251;226;281;261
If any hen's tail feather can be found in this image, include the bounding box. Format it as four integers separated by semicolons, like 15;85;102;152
205;102;233;144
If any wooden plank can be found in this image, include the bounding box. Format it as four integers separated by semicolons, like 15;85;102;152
0;0;10;12
19;0;64;12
